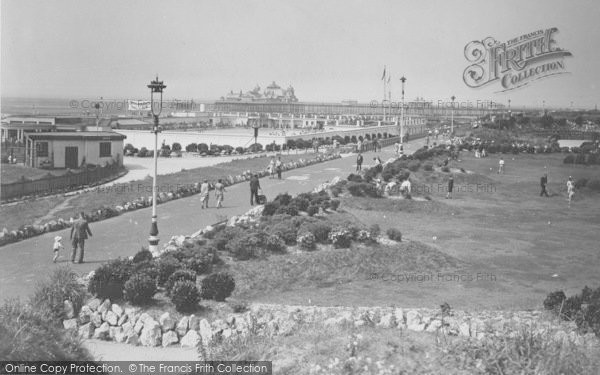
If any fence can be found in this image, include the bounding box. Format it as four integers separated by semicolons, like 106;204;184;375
1;164;124;201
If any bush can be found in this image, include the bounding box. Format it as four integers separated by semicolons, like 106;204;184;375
262;201;280;216
386;228;402;241
369;224;381;238
88;258;133;300
290;197;310;212
273;193;292;206
165;269;197;296
231;300;249;313
137;147;148;157
347;173;363;183
155;255;184;286
575;178;588;189
297;232;316;250
0;299;94;360
201;272;235;301
170;281;200;313
347;182;381;198
132;248;153;263
171;142;182;152
29;267;87;324
212;226;246;251
170;247;216;275
271;222;299;245
265;234;286;253
441;166;450;173
307;205;319;216
124;273;157;305
185;143;198;152
407;160;421;172
330;199;340;211
543;290;567;312
299;220;332;243
328;227;353;248
423;163;433;171
235;146;245;154
228;231;269;260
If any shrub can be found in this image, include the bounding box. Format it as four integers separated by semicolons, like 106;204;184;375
235;146;245;154
297;232;316;250
543;290;567;312
185;143;198;152
347;182;381;198
407;160;421;172
262;201;280;216
231;300;249;313
307;205;319;216
155;255;184;286
228;231;269;260
170;280;200;313
265;234;286;253
248;143;263;152
132;248;153;263
423;163;433;171
171;142;182;152
124;273;157;305
328;227;353;248
330;199;340;211
347;173;363;183
283;204;299;216
201;272;235;301
290;197;310;212
212;226;246;250
0;299;94;360
386;228;402;241
299;220;332;243
369;224;381;238
441;166;450;173
165;269;197;296
271;222;299;245
88;258;133;300
273;193;292;206
29;267;87;324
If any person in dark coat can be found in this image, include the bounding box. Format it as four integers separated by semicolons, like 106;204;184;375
70;212;92;263
356;153;363;172
540;173;549;197
250;174;261;206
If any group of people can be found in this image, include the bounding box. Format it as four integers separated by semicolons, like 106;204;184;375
267;156;283;179
540;173;576;206
199;179;227;209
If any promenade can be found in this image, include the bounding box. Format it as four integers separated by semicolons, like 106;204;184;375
0;138;427;302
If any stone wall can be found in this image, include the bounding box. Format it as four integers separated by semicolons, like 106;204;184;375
65;299;597;350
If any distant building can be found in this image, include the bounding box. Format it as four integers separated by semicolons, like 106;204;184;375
1;116;112;143
221;82;298;103
24;131;126;169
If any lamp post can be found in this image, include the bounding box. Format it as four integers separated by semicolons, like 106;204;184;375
450;95;455;135
147;76;166;254
400;76;406;144
253;117;260;149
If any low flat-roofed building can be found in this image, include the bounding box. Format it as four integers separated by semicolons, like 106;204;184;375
24;131;126;169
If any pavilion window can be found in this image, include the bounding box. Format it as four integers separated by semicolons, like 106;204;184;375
36;142;49;157
99;142;112;157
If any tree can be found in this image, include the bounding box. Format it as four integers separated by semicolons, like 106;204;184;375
198;143;209;153
541;114;554;129
575;115;584;126
172;142;182;152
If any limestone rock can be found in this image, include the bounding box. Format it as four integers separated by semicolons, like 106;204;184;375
98;299;111;314
159;312;176;332
176;316;189;337
90;312;102;327
140;319;162;347
199;319;213;346
109;326;123;340
63;300;75;319
222;328;233;339
180;330;201;348
189;315;200;331
377;313;396;328
87;298;101;311
125;333;140;346
117;314;128;326
63;318;78;330
93;322;110;340
406;310;425;332
111;303;124;318
162;330;179;347
105;311;118;326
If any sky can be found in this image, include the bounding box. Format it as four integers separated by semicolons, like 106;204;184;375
1;0;599;109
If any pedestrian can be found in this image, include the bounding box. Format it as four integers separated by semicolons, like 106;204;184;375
215;179;225;208
356;152;363;171
250;174;261;206
373;156;383;173
52;235;63;263
498;157;505;174
446;175;454;199
394;142;400;156
200;179;210;208
567;176;575;206
70;212;92;264
540;173;549;197
275;156;283;179
268;158;275;179
357;139;363;153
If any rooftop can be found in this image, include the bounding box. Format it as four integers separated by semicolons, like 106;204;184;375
26;131;126;140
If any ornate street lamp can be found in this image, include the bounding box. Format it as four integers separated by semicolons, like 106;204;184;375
147;75;166;254
400;76;406;144
450;95;456;135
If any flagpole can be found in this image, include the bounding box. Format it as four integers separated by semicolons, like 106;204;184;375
383;76;386;122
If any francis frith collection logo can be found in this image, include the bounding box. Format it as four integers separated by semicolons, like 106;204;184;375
463;27;572;91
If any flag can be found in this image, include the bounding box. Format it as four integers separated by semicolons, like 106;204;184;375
128;100;151;111
381;66;386;81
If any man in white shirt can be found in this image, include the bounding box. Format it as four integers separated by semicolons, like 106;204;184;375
498;158;505;174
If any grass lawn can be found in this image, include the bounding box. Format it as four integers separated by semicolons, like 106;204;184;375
0;153;326;231
1;164;73;184
220;152;600;311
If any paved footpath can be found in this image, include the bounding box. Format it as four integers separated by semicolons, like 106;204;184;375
0;138;427;302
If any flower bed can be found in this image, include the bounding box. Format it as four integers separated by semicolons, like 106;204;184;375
0;153;341;247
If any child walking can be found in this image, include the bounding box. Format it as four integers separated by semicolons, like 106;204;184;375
53;235;63;263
